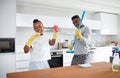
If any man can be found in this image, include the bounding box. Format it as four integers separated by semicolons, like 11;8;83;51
68;15;91;65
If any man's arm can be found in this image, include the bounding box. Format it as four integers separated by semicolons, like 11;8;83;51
77;26;91;45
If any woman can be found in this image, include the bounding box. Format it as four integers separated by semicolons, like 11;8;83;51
24;19;58;70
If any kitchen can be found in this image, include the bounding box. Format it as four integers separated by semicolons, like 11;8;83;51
0;0;120;78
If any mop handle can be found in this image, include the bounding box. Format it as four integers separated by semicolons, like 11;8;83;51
72;10;86;49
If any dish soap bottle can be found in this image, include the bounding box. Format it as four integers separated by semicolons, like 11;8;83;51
112;52;120;72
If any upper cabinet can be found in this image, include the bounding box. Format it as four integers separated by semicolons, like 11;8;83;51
83;19;101;30
16;13;74;29
94;12;118;35
0;0;16;38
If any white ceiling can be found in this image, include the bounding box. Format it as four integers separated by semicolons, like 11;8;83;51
16;0;120;14
17;0;120;8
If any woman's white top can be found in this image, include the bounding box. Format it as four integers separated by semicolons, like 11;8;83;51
30;35;51;61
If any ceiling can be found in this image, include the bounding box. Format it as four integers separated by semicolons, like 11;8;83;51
16;0;120;14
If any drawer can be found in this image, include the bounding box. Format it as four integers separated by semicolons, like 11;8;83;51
63;55;73;63
63;62;71;66
16;68;29;72
16;61;29;68
16;53;30;61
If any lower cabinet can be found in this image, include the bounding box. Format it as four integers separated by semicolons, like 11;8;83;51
63;49;74;66
16;53;30;72
88;47;113;63
63;46;113;66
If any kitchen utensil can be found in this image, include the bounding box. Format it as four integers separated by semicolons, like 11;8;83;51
62;40;68;48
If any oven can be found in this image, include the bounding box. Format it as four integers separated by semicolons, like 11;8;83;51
0;38;15;53
48;52;63;68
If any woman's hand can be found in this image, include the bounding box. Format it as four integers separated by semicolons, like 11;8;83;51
24;45;30;53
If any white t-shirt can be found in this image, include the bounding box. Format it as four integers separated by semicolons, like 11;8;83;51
30;35;51;61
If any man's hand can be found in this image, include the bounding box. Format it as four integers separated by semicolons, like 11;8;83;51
68;44;72;50
75;29;82;40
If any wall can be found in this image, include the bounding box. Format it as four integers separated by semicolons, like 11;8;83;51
16;27;110;53
16;27;74;53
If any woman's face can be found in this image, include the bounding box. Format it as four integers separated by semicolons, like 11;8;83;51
72;18;80;28
33;22;44;34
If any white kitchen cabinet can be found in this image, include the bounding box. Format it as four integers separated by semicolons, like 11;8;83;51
16;68;29;72
83;19;101;30
63;46;113;64
16;61;29;69
94;13;118;35
63;49;74;66
16;13;74;29
89;46;113;63
16;53;30;72
0;53;16;78
16;53;30;61
0;0;16;38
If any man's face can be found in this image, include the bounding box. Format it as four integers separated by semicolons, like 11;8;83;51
72;18;80;28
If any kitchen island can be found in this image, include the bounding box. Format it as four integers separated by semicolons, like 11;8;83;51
7;62;120;78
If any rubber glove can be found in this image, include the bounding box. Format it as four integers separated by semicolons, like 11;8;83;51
25;33;40;47
52;25;58;39
68;44;72;50
75;29;82;40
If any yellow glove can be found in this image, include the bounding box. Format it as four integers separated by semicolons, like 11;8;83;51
26;33;40;47
68;44;72;50
52;30;58;39
75;29;82;40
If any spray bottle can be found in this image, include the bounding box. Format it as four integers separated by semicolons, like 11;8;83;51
112;47;120;72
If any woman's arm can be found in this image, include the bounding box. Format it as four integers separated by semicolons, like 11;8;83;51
24;33;40;53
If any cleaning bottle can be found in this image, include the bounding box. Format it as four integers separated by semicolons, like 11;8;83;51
112;52;120;72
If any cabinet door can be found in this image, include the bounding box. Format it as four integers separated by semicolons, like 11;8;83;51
0;54;16;78
63;49;74;66
16;68;29;72
94;13;118;35
92;47;112;63
16;53;30;61
16;61;29;69
16;53;30;72
16;13;75;29
0;0;16;37
83;20;101;30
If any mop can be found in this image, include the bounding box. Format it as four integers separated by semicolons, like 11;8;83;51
66;10;86;53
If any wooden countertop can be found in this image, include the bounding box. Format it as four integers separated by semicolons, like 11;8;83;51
7;62;120;78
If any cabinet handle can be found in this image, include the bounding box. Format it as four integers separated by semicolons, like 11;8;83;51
89;51;94;54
